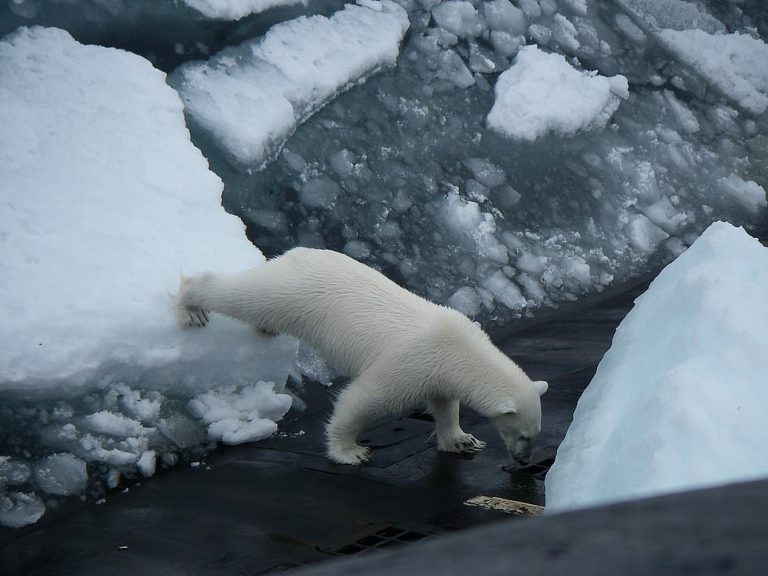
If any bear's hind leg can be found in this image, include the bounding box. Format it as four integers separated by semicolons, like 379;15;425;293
326;377;392;465
428;398;485;454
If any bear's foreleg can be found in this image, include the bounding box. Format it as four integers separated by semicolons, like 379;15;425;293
428;398;486;454
174;274;212;329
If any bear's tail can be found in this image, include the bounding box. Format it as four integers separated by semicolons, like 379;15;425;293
172;274;210;330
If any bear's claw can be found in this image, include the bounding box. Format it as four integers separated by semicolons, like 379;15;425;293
178;306;209;329
438;432;486;454
327;444;371;465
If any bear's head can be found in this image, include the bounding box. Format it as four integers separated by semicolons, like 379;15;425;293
491;379;548;465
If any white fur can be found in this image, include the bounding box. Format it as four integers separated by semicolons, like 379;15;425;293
175;248;546;465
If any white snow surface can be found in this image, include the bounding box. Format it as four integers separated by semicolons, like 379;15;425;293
546;222;768;512
657;29;768;115
0;26;298;527
171;0;409;166
487;45;629;140
183;0;307;20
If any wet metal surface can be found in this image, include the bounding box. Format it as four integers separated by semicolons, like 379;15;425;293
0;278;650;576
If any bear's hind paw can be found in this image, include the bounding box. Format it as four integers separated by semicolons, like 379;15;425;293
327;444;371;465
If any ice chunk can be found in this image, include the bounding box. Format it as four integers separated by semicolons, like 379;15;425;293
515;0;541;20
82;411;151;437
183;0;308;20
487;46;629;140
412;34;475;87
343;240;373;260
560;0;588;17
207;418;279;445
615;0;724;34
0;457;31;486
628;214;670;255
464;158;506;188
444;192;508;265
0;492;46;529
447;286;482;317
662;90;699;134
171;1;409;166
614;13;646;43
482;270;526;310
300;177;341;208
157;415;208;450
33;453;88;496
551;14;580;52
547;222;768;511
482;0;526;36
189;382;292;445
657;30;768;114
136;450;157;478
490;30;525;57
718;174;768;214
431;1;484;38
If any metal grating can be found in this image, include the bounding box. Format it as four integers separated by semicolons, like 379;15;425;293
331;526;433;556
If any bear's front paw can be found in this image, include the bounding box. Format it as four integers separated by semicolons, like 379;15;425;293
177;306;209;330
438;432;486;454
327;444;371;465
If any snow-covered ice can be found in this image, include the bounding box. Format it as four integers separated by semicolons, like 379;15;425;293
657;29;768;115
183;0;308;21
0;26;297;527
170;0;409;166
487;45;629;141
546;222;768;512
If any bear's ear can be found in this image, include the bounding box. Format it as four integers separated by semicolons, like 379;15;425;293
534;380;548;396
494;400;517;416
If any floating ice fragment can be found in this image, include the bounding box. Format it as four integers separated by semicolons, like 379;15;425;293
33;453;87;496
448;286;482;317
718;175;768;214
82;411;151;437
628;214;669;255
482;270;526;310
657;30;768;115
431;1;484;38
464;158;506;188
0;492;46;529
137;451;157;478
171;1;410;166
483;0;526;35
183;0;308;20
189;382;292;446
0;457;31;486
487;46;629;140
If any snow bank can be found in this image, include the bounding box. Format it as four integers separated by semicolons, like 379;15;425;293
657;29;768;115
546;222;768;512
0;27;297;527
487;45;629;140
170;0;409;166
183;0;307;21
0;25;294;393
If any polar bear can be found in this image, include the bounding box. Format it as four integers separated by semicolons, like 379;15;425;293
175;248;548;465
